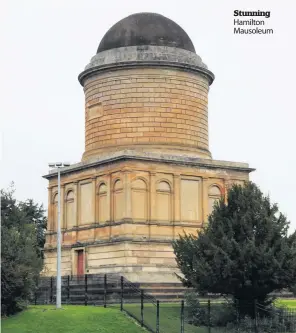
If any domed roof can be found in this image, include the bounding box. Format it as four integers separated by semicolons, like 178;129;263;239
97;12;196;53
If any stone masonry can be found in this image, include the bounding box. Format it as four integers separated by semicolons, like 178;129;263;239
42;13;254;283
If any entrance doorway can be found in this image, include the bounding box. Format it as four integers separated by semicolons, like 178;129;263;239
77;250;84;276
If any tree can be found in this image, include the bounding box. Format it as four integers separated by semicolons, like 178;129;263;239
18;199;47;258
1;185;47;315
173;182;296;316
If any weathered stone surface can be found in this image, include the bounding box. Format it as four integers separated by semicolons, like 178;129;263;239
42;12;254;283
42;159;251;281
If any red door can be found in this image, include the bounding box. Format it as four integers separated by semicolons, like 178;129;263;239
77;250;84;276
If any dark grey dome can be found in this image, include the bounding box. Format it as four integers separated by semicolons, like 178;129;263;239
97;12;196;53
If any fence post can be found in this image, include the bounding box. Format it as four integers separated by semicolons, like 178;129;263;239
207;299;211;333
254;299;258;333
84;274;88;306
156;300;160;333
120;276;123;311
141;290;144;327
50;276;53;304
34;289;37;305
104;274;107;308
67;275;70;303
180;300;184;333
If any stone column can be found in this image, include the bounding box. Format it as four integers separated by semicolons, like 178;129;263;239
73;181;78;227
92;177;97;242
173;174;181;240
92;177;97;223
173;174;181;223
202;178;209;224
224;179;231;204
124;171;132;220
106;174;111;222
150;172;156;222
48;187;53;231
107;174;112;240
60;185;65;230
72;181;79;244
149;172;156;241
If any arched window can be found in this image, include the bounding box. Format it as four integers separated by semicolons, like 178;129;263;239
113;180;124;221
66;190;75;229
98;183;107;223
156;181;171;221
52;193;58;231
208;185;222;215
131;179;147;220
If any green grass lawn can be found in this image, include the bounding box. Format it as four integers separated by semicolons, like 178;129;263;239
275;299;296;309
2;300;295;333
1;305;146;333
123;299;296;333
124;303;222;333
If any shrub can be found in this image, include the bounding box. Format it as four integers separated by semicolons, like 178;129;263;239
184;292;236;327
184;291;206;326
210;302;236;327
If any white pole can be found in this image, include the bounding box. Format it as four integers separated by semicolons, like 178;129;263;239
56;167;61;308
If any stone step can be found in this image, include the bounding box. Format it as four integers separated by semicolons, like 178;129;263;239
140;283;184;288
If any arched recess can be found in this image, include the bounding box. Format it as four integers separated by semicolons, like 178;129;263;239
113;179;124;221
65;190;75;229
131;178;148;220
98;183;107;223
52;193;58;231
156;181;172;221
208;185;222;215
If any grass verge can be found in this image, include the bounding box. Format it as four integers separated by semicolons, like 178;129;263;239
1;305;146;333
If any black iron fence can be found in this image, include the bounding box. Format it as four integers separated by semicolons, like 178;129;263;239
34;274;125;306
34;274;296;333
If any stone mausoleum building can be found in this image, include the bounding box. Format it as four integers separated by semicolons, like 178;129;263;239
43;12;254;283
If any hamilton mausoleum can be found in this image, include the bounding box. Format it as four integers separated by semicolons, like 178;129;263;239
42;12;254;283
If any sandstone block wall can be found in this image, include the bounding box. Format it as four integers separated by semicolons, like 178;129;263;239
43;159;250;279
83;68;210;160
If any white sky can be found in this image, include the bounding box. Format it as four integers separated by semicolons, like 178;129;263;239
1;0;295;233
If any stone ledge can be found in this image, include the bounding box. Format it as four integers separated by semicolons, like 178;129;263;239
78;45;214;86
85;45;207;70
43;149;255;179
46;219;202;235
44;238;177;252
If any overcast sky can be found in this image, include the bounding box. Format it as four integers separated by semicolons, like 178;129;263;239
1;0;295;233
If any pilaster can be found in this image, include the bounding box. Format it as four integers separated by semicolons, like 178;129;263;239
124;171;132;220
60;185;65;230
106;174;111;222
149;172;156;221
173;174;181;223
48;187;53;231
224;179;231;204
92;177;97;223
73;181;78;227
202;177;209;223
